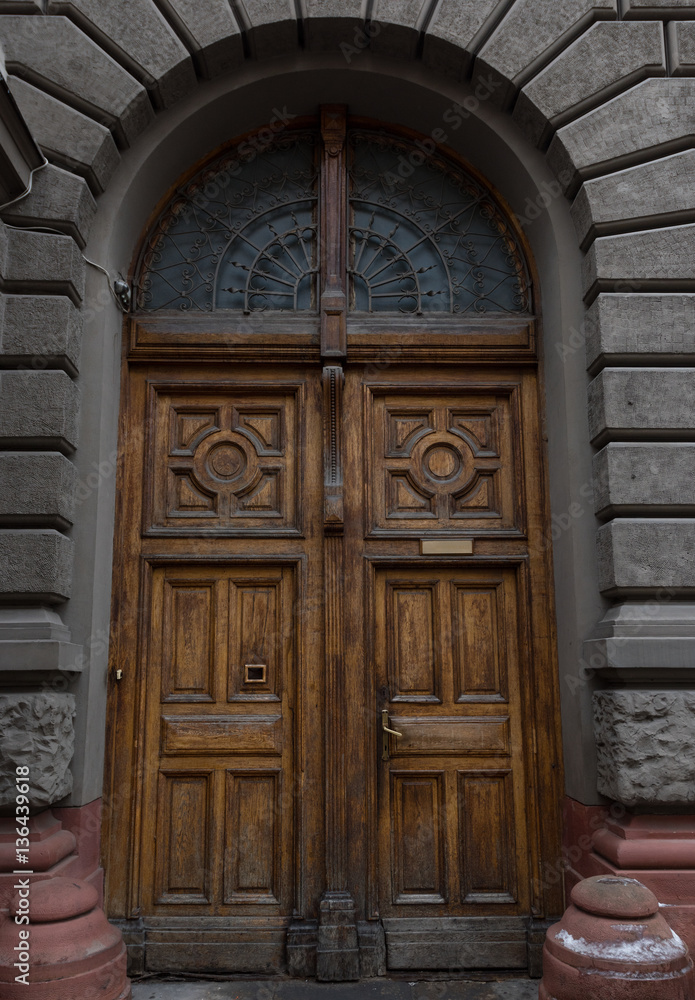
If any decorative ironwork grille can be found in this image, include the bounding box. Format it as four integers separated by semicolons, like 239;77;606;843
135;127;530;315
348;131;530;314
136;132;319;312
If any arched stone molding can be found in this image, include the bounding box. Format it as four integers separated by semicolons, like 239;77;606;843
1;0;695;972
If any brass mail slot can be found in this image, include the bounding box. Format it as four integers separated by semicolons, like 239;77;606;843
244;663;267;684
420;538;474;555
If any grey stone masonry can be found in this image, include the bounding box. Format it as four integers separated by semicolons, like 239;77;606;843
0;452;78;528
0;529;74;601
585;294;695;370
2;163;96;248
597;518;695;593
0;294;83;374
547;79;695;194
588;368;695;444
513;22;665;147
47;0;196;110
155;0;243;79
594;690;695;807
0;693;76;808
583;223;695;300
571;150;695;250
8;76;120;195
0;607;84;679
670;21;695;75
624;0;695;15
370;1;429;59
476;0;617;104
0;226;85;305
302;0;365;52
0;15;153;147
593;443;695;517
238;0;299;60
584;602;695;682
422;0;507;80
0;371;79;452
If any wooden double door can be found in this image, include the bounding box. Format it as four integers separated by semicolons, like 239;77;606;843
105;346;563;977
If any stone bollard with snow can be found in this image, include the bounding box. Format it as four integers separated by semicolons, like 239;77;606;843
540;875;694;999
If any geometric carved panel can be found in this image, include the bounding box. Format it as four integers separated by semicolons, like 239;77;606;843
148;384;301;534
368;387;522;534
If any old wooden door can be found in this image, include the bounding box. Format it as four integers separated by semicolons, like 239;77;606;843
104;109;564;980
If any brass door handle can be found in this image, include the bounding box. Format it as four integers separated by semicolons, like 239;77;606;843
381;710;402;760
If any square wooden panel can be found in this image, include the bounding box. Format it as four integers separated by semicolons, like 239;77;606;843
146;383;304;535
366;385;524;536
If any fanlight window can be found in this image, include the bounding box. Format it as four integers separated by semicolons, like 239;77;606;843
136;126;530;315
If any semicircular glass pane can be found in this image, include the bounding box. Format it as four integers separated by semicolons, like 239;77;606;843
136;131;319;312
348;131;530;315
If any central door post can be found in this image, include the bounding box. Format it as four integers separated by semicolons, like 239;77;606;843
315;105;360;982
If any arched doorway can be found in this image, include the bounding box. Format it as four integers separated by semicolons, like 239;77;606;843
104;108;563;980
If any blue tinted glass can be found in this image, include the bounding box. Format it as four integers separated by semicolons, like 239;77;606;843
137;133;318;312
349;132;530;314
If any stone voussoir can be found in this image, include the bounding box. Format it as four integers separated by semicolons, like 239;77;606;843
368;1;429;60
8;75;120;195
0;14;153;147
585;293;695;370
571;149;695;250
583;222;695;301
1;162;96;249
302;1;367;54
588;367;695;444
155;0;244;79
422;0;508;81
0;528;74;602
669;20;695;75
548;78;695;194
0;225;85;305
0;293;83;373
238;0;299;61
597;517;695;593
593;442;695;517
625;0;695;17
0;370;80;453
513;20;665;148
46;0;196;110
0;452;78;528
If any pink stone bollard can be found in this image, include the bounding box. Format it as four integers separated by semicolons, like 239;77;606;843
0;876;131;999
540;875;694;999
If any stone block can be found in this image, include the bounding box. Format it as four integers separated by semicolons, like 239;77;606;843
0;452;77;528
583;224;695;301
369;1;429;59
548;79;695;194
155;0;243;78
0;371;79;452
0;693;75;807
584;602;695;682
670;20;695;75
593;442;695;517
0;15;153;146
588;368;695;444
625;0;695;17
47;0;196;109
2;163;96;248
0;294;83;373
240;0;298;60
597;518;695;592
303;0;365;53
476;0;617;103
571;149;695;250
0;529;74;601
594;689;695;807
8;76;119;194
422;0;507;80
0;226;85;305
513;21;665;147
585;294;695;370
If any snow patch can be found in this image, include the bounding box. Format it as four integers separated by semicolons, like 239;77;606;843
555;928;687;964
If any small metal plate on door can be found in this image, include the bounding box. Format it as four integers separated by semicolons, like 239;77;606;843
244;664;267;684
420;539;474;555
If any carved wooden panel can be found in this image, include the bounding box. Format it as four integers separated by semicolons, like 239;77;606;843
453;585;507;702
147;385;303;535
161;582;217;702
228;581;281;702
388;582;441;703
390;717;509;755
224;770;281;904
458;771;517;904
367;386;523;535
391;772;446;904
161;715;283;755
155;771;213;904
